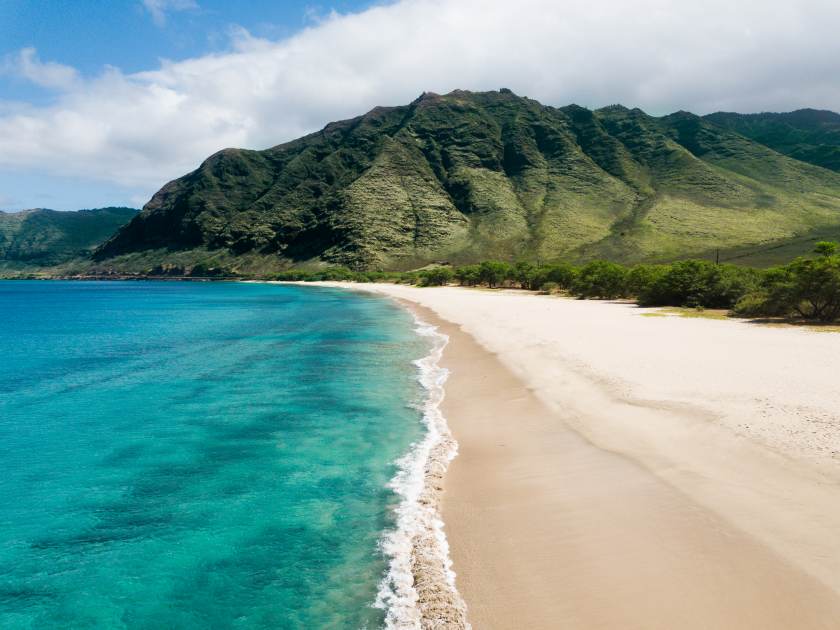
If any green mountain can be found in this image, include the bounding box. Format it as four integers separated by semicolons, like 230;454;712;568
0;207;138;269
704;109;840;172
95;90;840;270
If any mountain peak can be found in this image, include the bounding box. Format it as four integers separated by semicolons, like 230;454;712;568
94;92;840;270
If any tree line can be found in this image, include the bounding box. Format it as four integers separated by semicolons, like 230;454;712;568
270;242;840;323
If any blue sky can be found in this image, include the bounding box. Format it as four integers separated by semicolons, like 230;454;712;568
0;0;376;210
1;0;839;212
0;1;373;104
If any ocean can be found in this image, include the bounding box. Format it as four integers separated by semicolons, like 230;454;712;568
0;280;445;629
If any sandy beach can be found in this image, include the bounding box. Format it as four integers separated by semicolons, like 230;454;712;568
331;284;840;628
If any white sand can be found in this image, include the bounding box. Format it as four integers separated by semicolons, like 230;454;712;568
323;283;840;627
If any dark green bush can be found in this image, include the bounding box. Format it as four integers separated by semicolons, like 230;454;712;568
624;264;668;297
814;241;838;257
728;244;840;321
532;262;577;291
513;261;538;290
454;264;481;286
418;267;454;286
572;261;628;299
639;260;758;308
786;251;840;321
478;261;513;288
732;292;789;318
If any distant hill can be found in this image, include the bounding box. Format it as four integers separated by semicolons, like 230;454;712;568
0;207;138;268
89;90;840;270
704;109;840;172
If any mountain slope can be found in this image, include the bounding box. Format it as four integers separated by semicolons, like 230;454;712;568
96;91;840;269
0;207;137;267
704;109;840;172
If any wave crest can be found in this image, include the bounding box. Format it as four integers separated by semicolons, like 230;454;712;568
374;317;469;629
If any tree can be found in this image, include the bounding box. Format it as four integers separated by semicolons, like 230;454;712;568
532;262;577;291
787;248;840;321
731;267;796;318
418;267;454;286
513;261;537;289
572;260;628;299
624;264;667;297
478;261;513;288
638;260;758;308
814;241;838;258
454;265;481;286
731;242;840;321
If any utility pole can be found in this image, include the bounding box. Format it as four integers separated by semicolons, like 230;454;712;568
715;249;720;265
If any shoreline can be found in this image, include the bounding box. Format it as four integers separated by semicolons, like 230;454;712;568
318;282;840;628
374;312;468;629
276;281;471;628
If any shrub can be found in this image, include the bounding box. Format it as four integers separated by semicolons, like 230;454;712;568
418;267;454;286
639;260;758;308
786;250;840;321
814;241;838;257
531;262;577;291
572;261;628;299
624;264;668;297
513;261;538;290
728;243;840;321
454;265;481;286
731;292;791;318
478;261;513;288
718;265;763;304
265;244;840;323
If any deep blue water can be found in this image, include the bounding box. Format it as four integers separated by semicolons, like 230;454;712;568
0;281;427;629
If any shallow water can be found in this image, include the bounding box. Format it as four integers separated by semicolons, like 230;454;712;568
0;281;428;629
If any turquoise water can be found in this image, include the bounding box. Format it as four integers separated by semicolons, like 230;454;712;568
0;281;429;629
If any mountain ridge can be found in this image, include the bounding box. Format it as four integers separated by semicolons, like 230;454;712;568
92;90;840;270
0;207;138;269
704;108;840;172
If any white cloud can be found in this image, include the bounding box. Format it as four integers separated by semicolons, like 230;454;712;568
2;0;840;205
2;47;79;90
142;0;198;27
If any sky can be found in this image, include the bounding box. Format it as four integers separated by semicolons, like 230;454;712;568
1;0;840;211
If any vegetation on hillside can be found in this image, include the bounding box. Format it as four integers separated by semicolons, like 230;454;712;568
94;90;840;271
0;207;137;269
705;109;840;172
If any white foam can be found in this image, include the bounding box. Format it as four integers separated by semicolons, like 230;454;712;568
373;316;469;629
